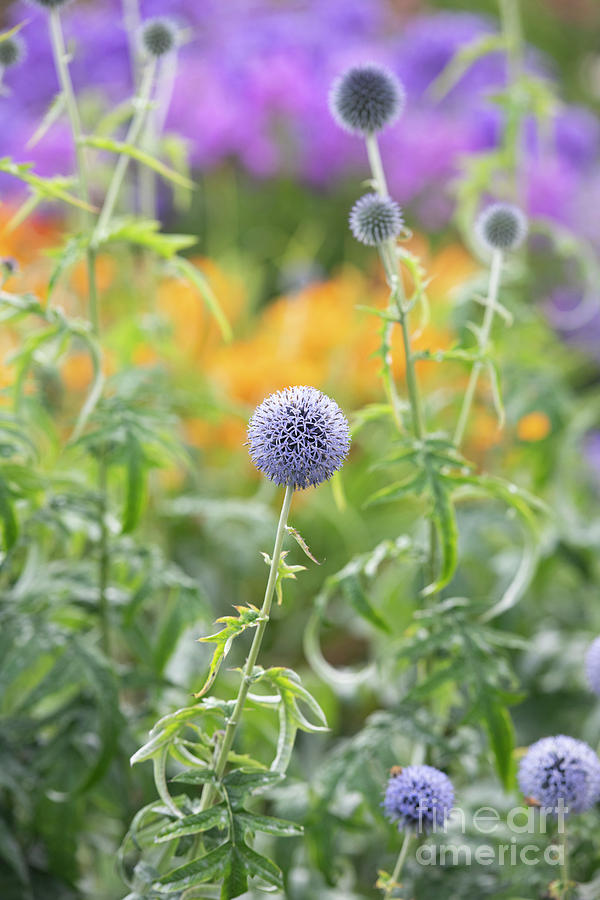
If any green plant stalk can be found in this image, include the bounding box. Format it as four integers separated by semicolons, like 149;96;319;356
121;0;142;88
384;832;412;898
98;452;110;657
560;826;570;900
47;8;114;662
453;248;504;447
92;59;157;245
199;484;294;809
365;134;425;441
48;8;99;333
366;133;430;769
499;0;526;203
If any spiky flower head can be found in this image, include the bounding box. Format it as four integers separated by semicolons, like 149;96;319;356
518;735;600;816
475;202;528;252
329;63;405;136
247;386;350;490
349;193;403;246
0;36;25;69
383;765;454;834
139;17;177;58
585;637;600;696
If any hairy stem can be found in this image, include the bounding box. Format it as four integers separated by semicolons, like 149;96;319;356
199;485;294;809
92;59;157;244
48;8;99;333
384;832;412;898
453;249;504;447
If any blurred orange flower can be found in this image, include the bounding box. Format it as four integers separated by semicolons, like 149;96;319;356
517;411;552;442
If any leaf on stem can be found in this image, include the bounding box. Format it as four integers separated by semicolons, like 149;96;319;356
81;134;195;189
194;605;264;698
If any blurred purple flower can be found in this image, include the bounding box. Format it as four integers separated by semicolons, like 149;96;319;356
0;0;598;247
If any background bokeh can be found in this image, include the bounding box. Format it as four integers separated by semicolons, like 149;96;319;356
2;1;600;898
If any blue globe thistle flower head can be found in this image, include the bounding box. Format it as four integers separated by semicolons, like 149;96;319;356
475;202;528;252
329;63;405;136
349;193;403;246
518;735;600;816
383;765;454;834
139;17;177;58
585;637;600;696
0;36;25;69
247;386;350;490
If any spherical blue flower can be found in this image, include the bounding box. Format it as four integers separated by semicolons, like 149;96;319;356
585;637;600;696
518;735;600;816
383;765;454;833
349;193;403;246
475;202;528;252
0;36;25;69
329;63;405;136
247;386;350;490
139;18;177;58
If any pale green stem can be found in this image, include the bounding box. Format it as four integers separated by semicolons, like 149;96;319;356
560;826;570;900
121;0;142;88
499;0;526;204
365;132;430;770
48;8;99;333
92;60;157;245
366;132;389;198
366;133;425;441
199;485;294;809
140;53;177;220
453;249;504;447
384;832;412;898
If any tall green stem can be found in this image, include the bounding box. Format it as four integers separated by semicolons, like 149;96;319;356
453;249;504;447
199;485;294;809
499;0;526;204
48;8;99;333
560;826;570;900
365;134;425;441
92;60;157;245
384;832;412;898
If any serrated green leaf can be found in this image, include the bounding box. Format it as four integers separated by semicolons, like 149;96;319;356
221;846;248;900
81;134;195;189
236;811;303;838
422;473;458;597
170;768;217;785
365;470;428;507
480;695;516;791
222;769;283;801
93;216;196;258
168;255;232;342
47;235;87;299
0;477;18;549
153;843;231;892
0;158;96;212
195;605;263;698
250;667;328;772
340;575;390;633
155;804;228;842
429;34;506;101
238;843;283;889
122;431;146;533
285;525;320;564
